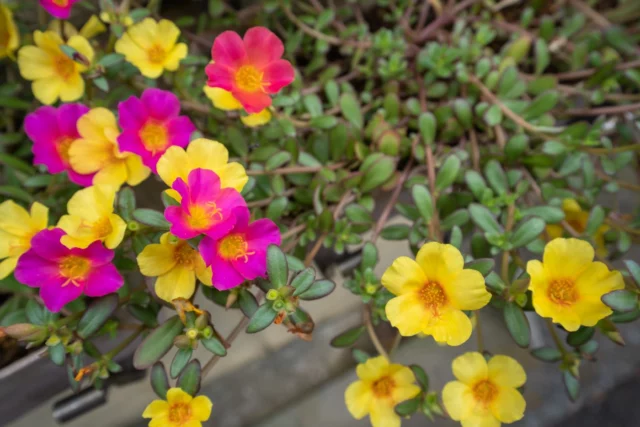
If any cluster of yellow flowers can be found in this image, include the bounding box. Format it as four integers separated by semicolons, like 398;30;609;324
345;237;623;427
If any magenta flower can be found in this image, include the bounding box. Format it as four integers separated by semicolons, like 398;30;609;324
39;0;80;19
205;27;295;114
199;207;281;290
165;169;247;240
24;104;94;186
14;229;123;312
117;88;196;173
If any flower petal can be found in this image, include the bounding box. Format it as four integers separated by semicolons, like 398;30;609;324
40;277;84;312
232;248;266;281
155;266;196;302
487;355;526;388
32;78;62;105
543;238;593;278
428;309;472;346
385;293;429;337
190;396;213;421
137;242;176;277
452;352;488;385
205;63;235;91
460;414;501;427
381;256;426;296
447;269;491;310
245;218;281;250
142;88;180;121
345;380;373;420
142;400;169;419
232;89;272;114
370;404;400;427
118;95;148;129
0;257;18;280
84;263;123;297
261;59;295;93
204;87;241;111
442;381;473;421
356;355;389;381
167;387;193;404
243;26;284;69
209;251;245;290
212;31;246;68
416;242;464;283
490;387;525;423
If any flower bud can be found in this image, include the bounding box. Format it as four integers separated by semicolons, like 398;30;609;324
3;323;46;342
273;300;286;311
202;326;213;339
127;221;140;231
266;289;280;301
46;335;61;346
173;334;191;349
186;328;199;340
195;313;210;330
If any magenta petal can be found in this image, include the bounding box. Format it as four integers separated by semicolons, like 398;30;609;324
262;59;295;94
30;229;69;261
165;206;199;240
118;95;148;129
84;263;123;297
14;251;61;288
205;64;235;91
212;31;246;68
24;106;60;144
210;251;245;290
82;240;115;265
232;90;273;114
187;169;221;205
244;27;285;69
67;169;96;187
40;280;84;313
40;0;73;19
141;89;180;121
167;116;196;148
199;237;216;266
172;177;190;201
246;218;282;250
117;130;156;169
232;249;267;281
58;103;89;137
230;206;251;232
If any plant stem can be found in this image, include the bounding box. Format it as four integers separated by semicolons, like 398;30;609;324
105;326;144;359
364;304;389;360
202;315;250;377
545;318;569;359
566;103;640;117
475;310;484;353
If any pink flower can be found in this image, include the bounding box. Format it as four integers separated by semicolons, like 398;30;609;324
199;207;281;290
205;27;295;114
39;0;80;19
165;169;247;240
14;229;123;312
117;88;196;173
24;104;94;186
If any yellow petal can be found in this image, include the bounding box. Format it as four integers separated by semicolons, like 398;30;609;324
447;269;491;311
356;355;389;381
125;18;156;50
156;19;181;50
30;202;49;231
344;380;372;419
114;33;147;63
157;145;190;188
188;138;229;171
240;109;272;127
428;309;472;346
105;214;127;249
381;256;426;296
142;400;169;419
487;355;526;388
79;15;107;40
163;43;188;71
204;87;242;111
189;396;213;421
416;242;463;284
18;46;54;80
442;381;473;421
124;155;151;186
148;416;171;427
67;187;107;220
490;387;525;423
219;163;249;192
69;138;113;174
59;73;85;102
562;198;582;214
93;162;128;188
166;387;192;404
575;262;624;299
389;364;416;386
155;267;196;302
137;243;176;277
543;238;593;278
545;224;563;239
385;293;429;337
370;404;400;427
0;257;18;280
393;383;421;403
460;414;501;427
67;35;95;65
34;30;64;53
32;78;62;105
452;352;487;385
0;200;33;236
526;260;545;294
195;263;213;286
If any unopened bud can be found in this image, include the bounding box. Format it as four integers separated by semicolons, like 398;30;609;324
202;326;213;339
364;283;378;295
195;313;209;330
173;335;191;349
273;300;286;311
186;328;199;340
127;221;140;231
266;289;280;301
3;323;45;341
46;335;61;347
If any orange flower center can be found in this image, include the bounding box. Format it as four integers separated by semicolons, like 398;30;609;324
59;255;90;287
235;65;263;92
372;376;395;398
139;120;168;154
186;202;223;231
93;217;113;238
56;136;75;163
547;278;578;306
53;0;70;6
173;241;199;268
418;281;448;313
567;218;585;234
472;380;498;406
168;402;191;424
147;44;166;64
218;234;254;262
54;53;76;80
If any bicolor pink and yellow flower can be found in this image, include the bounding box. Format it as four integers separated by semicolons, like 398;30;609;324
165;169;247;240
14;228;123;312
117;88;196;172
68;107;150;188
24;103;94;186
57;185;126;249
206;27;295;114
137;233;212;303
203;86;272;128
142;388;212;427
156;138;248;202
115;18;188;79
40;0;81;19
18;31;94;105
0;201;49;280
200;207;281;290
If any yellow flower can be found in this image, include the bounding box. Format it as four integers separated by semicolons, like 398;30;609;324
156;138;248;202
382;242;491;346
69;107;150;188
57;186;126;249
100;11;134;27
345;356;420;427
0;201;49;279
526;238;624;331
49;16;107;40
546;199;609;257
17;31;94;105
137;233;212;303
204;86;272;128
0;4;20;59
142;388;212;427
443;352;526;427
115;18;187;79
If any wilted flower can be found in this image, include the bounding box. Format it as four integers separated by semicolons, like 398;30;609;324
15;229;123;312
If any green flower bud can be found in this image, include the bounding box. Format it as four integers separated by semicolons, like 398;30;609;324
273;300;286;311
266;289;280;301
127;221;140;231
186;328;199;340
202;326;213;339
173;334;191;349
